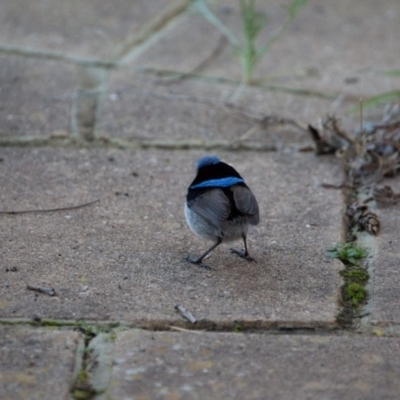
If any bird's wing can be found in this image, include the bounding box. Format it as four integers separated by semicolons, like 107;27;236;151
232;185;260;225
189;188;231;227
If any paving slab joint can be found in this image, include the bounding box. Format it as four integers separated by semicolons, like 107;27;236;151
0;318;342;334
0;44;340;102
0;135;286;151
335;185;377;329
0;43;119;69
354;189;379;331
112;0;191;63
70;324;118;400
71;66;110;141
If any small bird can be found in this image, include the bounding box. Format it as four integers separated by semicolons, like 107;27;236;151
184;155;259;268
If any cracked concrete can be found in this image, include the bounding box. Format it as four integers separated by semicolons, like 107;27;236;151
1;0;400;398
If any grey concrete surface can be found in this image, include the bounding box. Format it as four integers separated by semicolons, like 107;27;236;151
0;326;83;400
100;72;337;143
130;0;399;96
0;0;175;58
0;55;74;137
1;0;400;398
109;330;400;400
0;148;343;327
2;0;398;140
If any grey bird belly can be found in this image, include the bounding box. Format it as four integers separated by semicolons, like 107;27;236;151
185;202;248;242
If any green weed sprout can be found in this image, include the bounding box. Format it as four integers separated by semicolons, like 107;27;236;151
236;0;267;84
326;243;367;265
193;0;308;84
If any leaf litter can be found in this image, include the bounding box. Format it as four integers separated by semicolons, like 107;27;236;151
309;102;400;238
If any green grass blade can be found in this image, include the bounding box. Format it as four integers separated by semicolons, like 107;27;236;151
258;0;308;59
349;90;400;113
192;0;239;46
383;69;400;77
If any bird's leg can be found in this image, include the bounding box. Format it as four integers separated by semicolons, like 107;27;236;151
231;235;256;262
186;238;222;269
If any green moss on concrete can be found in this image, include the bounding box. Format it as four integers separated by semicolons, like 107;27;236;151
331;243;370;326
71;369;97;400
340;266;369;309
345;282;367;307
342;268;369;282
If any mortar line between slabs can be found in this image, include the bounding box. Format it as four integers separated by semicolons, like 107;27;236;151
0;319;399;337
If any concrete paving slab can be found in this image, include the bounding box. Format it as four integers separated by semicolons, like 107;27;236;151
0;148;343;326
0;55;74;137
3;0;393;143
0;1;399;398
0;0;176;58
370;178;400;326
98;0;400;142
102;74;255;142
0;326;82;400
129;0;398;98
101;72;343;143
109;331;400;400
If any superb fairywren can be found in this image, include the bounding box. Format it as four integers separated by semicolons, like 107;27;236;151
185;156;259;268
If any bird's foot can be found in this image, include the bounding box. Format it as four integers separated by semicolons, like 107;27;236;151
184;255;212;270
230;248;257;263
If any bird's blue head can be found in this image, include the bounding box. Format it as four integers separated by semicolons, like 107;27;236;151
189;155;244;189
196;156;220;169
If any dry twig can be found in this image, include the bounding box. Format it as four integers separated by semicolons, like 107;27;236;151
0;199;100;215
27;285;56;296
175;304;197;324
